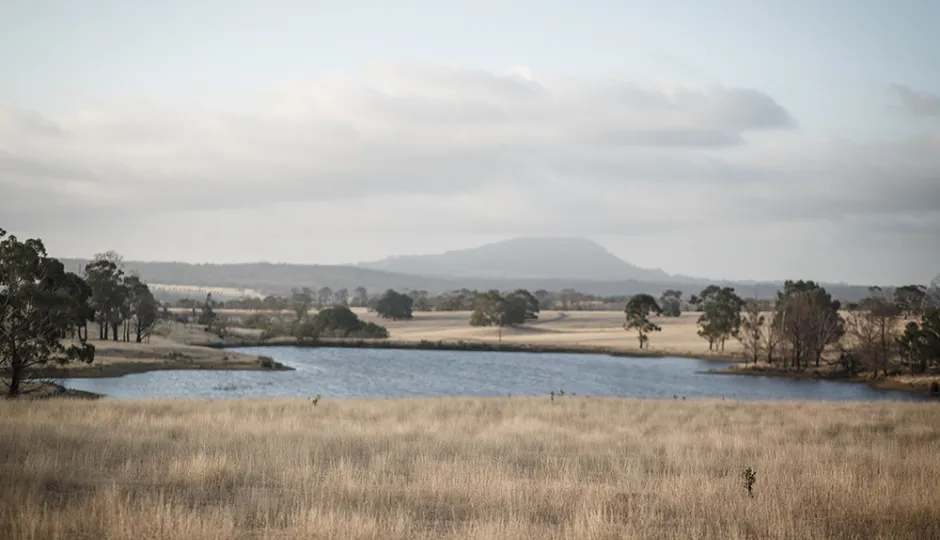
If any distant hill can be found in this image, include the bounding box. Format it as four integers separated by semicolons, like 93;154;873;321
59;257;878;303
356;237;675;282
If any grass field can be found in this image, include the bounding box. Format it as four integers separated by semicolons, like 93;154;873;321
217;309;740;359
1;397;937;539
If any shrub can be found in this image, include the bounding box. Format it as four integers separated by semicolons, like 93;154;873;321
257;356;276;369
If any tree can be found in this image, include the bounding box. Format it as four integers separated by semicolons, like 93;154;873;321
534;289;552;310
291;288;313;321
124;276;158;343
63;272;94;343
470;290;510;342
774;281;844;370
623;294;662;349
659;290;683;317
84;254;127;341
855;288;901;377
351;287;369;307
333;288;349;307
763;312;782;365
693;286;745;351
738;298;764;365
436;289;476;311
1;229;96;396
894;284;927;317
506;289;540;322
313;305;363;337
928;275;940;309
409;290;432;312
198;293;218;332
316;287;333;308
896;308;940;375
375;289;414;320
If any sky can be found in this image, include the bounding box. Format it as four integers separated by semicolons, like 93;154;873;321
1;0;938;285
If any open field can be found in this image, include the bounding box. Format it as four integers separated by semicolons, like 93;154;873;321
203;308;742;360
2;397;938;539
374;310;735;356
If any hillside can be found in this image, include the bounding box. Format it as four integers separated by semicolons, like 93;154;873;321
356;237;674;281
59;258;877;302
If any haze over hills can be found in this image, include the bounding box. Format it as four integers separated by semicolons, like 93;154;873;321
58;236;884;303
355;237;678;282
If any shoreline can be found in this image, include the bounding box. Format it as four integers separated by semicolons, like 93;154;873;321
21;336;737;392
215;337;743;363
34;359;292;380
708;366;940;396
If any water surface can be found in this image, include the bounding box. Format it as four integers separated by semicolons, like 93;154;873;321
58;347;929;402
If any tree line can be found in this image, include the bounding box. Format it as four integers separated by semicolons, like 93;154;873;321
1;230;163;396
623;277;940;375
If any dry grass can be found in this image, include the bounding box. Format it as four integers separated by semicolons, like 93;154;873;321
192;308;731;357
357;310;732;359
2;397;938;539
35;324;283;378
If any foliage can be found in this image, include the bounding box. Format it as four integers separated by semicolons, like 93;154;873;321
198;293;218;332
333;288;349;307
659;289;682;317
845;288;901;377
351;287;369;307
293;319;319;342
0;229;96;396
316;287;333;308
291;287;313;321
506;289;540;322
375;289;414;320
468;289;538;341
623;294;662;349
693;286;745;351
894;284;927;317
409;290;432;312
124;276;158;343
356;322;389;339
738;299;764;365
742;468;756;498
435;289;477;311
896;308;940;375
773;280;844;370
84;254;127;341
313;305;363;337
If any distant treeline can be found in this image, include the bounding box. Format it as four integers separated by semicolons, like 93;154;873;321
57;259;887;303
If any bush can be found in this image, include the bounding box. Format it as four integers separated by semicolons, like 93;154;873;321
352;322;389;339
257;356;279;369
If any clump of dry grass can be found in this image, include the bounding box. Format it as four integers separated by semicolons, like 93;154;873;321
1;398;938;539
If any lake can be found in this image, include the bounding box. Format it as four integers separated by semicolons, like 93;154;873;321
57;346;930;402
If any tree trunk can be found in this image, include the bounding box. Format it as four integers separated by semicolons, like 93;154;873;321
112;322;119;342
7;357;22;397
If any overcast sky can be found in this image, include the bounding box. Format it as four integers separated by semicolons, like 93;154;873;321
2;0;938;285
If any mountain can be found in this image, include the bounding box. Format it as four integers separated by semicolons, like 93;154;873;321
58;235;882;303
356;237;674;282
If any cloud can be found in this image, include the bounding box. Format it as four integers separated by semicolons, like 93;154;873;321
893;84;940;118
0;64;937;283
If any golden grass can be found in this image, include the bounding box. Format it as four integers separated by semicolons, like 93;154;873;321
356;309;735;358
2;397;938;539
192;307;733;357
